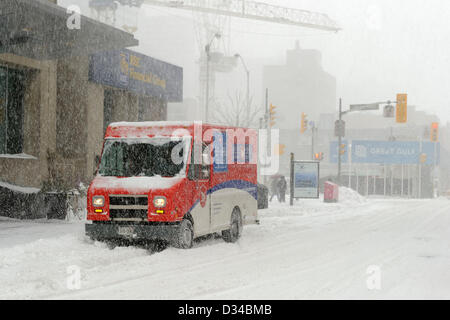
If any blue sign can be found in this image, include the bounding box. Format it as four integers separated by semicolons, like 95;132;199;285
330;140;440;165
89;49;183;102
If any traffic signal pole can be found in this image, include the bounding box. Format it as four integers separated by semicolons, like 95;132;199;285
264;88;269;187
337;98;342;185
311;123;316;160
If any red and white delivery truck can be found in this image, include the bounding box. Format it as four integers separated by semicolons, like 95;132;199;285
86;121;259;248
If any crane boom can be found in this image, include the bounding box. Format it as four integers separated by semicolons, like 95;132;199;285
140;0;340;32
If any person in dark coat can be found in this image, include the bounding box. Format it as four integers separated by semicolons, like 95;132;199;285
269;177;279;202
277;176;287;203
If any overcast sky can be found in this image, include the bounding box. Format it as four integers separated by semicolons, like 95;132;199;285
62;0;450;123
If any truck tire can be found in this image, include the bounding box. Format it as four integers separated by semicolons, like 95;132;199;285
222;208;242;243
173;219;194;249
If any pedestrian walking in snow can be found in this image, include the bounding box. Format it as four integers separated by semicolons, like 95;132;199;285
278;176;287;203
269;176;279;202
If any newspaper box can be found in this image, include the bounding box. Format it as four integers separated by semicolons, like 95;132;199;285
324;181;339;203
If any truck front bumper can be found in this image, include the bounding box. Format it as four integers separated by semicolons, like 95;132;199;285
85;221;180;242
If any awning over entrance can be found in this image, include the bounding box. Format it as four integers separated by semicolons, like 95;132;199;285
0;0;139;60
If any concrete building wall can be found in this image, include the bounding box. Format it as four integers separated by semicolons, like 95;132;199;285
56;56;92;188
86;83;105;181
0;54;57;188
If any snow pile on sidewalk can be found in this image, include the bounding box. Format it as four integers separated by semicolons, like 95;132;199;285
0;181;40;194
339;187;367;204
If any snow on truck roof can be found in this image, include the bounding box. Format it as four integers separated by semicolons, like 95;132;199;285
109;121;196;127
108;121;256;129
106;122;257;138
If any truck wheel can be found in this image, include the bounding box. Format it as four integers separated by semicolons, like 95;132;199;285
173;219;194;249
222;208;242;243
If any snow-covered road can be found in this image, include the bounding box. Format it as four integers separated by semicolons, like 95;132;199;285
1;190;450;299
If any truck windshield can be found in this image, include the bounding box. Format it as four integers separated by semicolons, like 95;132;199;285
98;138;188;177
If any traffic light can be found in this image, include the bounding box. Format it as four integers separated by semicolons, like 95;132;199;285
420;153;427;164
339;144;346;155
314;152;324;161
275;144;286;156
269;104;277;127
334;120;345;137
301;112;308;134
431;122;439;142
396;93;407;123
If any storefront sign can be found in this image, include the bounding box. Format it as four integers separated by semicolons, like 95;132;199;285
89;49;183;102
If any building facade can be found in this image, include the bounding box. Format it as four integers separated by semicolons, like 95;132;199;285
0;0;183;218
262;42;337;178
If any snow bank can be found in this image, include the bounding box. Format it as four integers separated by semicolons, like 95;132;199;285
338;187;367;204
0;181;40;194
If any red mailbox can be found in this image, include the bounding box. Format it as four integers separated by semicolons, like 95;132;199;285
324;181;339;203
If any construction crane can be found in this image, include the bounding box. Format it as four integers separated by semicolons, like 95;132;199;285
90;0;340;32
142;0;340;32
89;0;340;121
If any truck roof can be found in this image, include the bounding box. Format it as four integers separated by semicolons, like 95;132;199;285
105;121;257;139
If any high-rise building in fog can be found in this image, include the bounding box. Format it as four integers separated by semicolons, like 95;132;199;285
263;41;337;130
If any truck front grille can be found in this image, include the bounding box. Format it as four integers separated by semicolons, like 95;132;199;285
110;209;148;221
109;195;148;206
109;195;148;221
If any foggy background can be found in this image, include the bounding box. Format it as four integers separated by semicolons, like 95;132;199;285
60;0;450;123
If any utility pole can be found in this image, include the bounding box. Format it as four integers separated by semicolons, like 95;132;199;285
337;98;342;184
234;54;250;123
419;137;423;199
290;153;294;206
205;44;211;122
311;122;316;160
204;33;221;122
263;88;269;186
433;141;438;198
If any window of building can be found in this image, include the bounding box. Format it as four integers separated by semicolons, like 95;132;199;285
0;65;26;155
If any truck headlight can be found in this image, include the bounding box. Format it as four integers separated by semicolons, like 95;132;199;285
153;196;167;208
93;196;105;207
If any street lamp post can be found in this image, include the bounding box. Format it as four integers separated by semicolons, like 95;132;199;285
337;99;384;184
205;33;221;122
234;54;250;124
338;98;343;184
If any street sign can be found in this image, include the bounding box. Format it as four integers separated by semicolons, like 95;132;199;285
292;161;320;199
329;140;440;165
349;103;380;112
